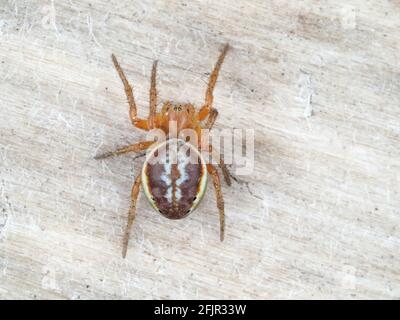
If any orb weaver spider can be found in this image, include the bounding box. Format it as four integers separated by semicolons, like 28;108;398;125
95;44;231;257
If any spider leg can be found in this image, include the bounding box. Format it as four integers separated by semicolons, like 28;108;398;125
203;108;219;130
205;143;232;186
122;174;141;258
200;108;231;185
111;54;149;130
198;43;230;121
94;141;154;160
207;164;225;241
148;60;158;129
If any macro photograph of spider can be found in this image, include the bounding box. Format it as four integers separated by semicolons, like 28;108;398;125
95;44;231;258
1;0;399;302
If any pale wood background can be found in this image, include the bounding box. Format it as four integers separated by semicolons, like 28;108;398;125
1;0;399;299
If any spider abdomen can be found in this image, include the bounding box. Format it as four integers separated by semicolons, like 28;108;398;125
142;139;208;219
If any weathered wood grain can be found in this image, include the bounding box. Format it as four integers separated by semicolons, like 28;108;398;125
0;0;399;299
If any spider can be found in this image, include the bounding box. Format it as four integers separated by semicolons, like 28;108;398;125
95;44;232;257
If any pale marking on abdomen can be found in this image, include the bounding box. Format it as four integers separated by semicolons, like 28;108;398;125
160;160;173;203
175;148;191;200
160;145;193;203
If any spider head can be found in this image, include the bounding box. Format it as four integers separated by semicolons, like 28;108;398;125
161;102;195;133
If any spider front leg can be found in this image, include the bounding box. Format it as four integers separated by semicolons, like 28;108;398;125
122;174;141;258
94;141;153;160
207;164;225;241
111;54;149;130
198;43;230;121
148;60;158;129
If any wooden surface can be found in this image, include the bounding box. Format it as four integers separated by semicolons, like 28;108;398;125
1;0;400;299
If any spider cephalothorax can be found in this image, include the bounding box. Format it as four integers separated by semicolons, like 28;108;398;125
158;102;197;133
95;44;231;257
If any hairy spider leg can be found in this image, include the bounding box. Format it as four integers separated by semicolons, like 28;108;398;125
198;43;230;122
111;54;149;130
199;141;232;186
122;174;141;258
203;108;219;130
149;60;158;129
94;141;154;160
207;164;225;241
